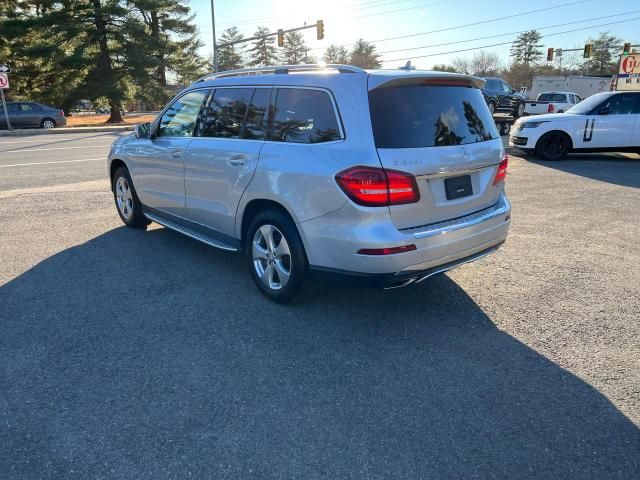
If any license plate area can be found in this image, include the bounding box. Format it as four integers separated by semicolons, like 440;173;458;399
445;175;473;200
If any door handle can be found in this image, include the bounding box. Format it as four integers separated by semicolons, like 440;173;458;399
229;154;247;166
171;151;182;159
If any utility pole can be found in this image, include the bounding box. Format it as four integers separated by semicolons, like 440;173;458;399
210;0;218;72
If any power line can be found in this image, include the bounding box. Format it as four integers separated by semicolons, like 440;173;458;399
370;0;591;44
381;16;640;62
307;0;593;51
376;10;640;55
198;0;452;30
203;0;429;29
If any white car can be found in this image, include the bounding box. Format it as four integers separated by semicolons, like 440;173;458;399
524;91;582;116
510;91;640;160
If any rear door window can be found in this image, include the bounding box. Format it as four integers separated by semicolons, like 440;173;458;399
271;88;342;144
200;88;252;138
369;84;499;148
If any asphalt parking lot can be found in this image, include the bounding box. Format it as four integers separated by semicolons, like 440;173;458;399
1;132;639;478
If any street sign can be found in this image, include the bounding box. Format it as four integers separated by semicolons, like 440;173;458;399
616;54;640;91
0;73;9;89
0;65;10;73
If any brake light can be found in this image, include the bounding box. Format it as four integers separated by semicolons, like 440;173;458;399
493;155;508;185
335;166;420;206
358;245;417;255
547;104;555;113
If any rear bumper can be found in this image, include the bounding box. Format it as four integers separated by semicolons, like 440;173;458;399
301;193;511;283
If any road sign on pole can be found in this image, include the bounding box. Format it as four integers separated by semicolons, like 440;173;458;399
0;73;9;89
0;65;10;73
0;87;12;131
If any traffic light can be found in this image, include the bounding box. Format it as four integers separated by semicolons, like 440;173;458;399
277;29;284;48
316;19;324;40
583;43;592;58
547;48;554;62
623;42;631;54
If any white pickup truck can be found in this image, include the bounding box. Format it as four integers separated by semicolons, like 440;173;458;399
524;91;583;115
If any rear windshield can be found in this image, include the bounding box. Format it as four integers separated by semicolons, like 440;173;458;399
369;85;498;148
537;93;567;102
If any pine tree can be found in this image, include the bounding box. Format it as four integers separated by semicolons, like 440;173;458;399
217;27;245;71
323;45;350;64
349;39;381;69
282;31;307;64
587;32;621;75
248;26;279;66
510;30;543;67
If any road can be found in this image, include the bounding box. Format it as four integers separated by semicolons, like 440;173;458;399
1;132;639;479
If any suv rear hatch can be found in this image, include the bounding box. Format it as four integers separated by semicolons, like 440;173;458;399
368;74;505;230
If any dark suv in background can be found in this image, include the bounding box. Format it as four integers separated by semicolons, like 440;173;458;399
482;77;526;117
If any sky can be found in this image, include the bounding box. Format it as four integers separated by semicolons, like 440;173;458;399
189;0;639;69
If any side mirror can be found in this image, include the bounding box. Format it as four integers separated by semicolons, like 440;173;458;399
598;107;612;115
135;122;151;139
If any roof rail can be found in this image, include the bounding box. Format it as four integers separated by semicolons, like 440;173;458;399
193;64;366;84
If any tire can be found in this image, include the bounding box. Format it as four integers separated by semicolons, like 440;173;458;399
488;100;496;115
535;131;571;161
41;118;56;129
112;167;149;228
514;102;525;118
246;209;308;304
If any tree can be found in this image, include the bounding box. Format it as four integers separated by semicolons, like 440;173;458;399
282;31;307;65
0;0;205;120
587;32;621;75
469;50;502;76
323;44;350;64
217;27;245;71
510;30;544;67
451;57;471;74
349;39;381;69
431;63;457;73
248;26;279;66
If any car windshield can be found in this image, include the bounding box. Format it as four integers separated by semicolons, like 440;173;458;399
566;92;612;114
369;84;499;148
537;93;567;102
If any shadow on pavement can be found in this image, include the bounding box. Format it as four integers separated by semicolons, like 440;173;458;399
2;226;639;479
517;150;640;188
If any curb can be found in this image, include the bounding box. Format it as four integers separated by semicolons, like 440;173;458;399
0;125;135;136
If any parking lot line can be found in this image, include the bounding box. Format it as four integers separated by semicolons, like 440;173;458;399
0;158;104;168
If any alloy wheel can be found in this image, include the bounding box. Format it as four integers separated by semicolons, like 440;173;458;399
252;224;292;291
115;176;134;220
42;119;55;129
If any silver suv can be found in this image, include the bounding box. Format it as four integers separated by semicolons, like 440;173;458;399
108;65;511;303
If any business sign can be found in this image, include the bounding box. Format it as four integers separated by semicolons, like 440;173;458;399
616;54;640;91
0;73;9;89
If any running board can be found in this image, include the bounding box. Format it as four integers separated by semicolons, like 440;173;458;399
144;211;238;252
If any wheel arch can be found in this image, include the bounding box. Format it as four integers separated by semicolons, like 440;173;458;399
239;199;299;246
109;158;128;189
535;129;574;151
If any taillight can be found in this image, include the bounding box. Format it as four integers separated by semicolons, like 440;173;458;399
493;155;508;185
335;166;420;207
547;104;555;113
